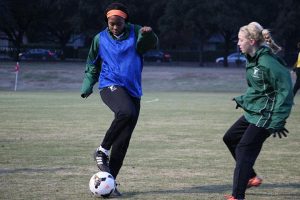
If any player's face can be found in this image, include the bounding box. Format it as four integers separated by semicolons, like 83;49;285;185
238;31;252;55
107;15;125;36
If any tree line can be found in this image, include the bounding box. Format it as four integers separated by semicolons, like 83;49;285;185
0;0;299;65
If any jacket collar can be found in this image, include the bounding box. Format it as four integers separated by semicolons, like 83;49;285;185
245;46;271;68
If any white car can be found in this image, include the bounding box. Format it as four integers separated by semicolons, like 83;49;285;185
215;53;246;64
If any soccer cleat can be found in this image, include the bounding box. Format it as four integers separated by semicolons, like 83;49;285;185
247;176;263;188
94;149;110;173
224;194;244;200
111;187;122;197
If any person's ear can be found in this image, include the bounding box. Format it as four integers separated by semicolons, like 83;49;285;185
249;39;256;46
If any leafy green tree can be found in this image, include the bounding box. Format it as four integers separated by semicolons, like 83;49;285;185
159;0;194;49
78;0;168;48
210;0;299;66
1;0;298;63
36;0;81;60
159;0;215;65
78;0;108;41
184;1;216;65
209;0;248;67
77;0;161;44
272;0;300;60
0;0;42;60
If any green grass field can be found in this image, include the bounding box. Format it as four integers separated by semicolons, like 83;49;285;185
0;62;299;199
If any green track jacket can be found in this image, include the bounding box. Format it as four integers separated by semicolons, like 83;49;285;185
234;46;293;130
81;23;158;97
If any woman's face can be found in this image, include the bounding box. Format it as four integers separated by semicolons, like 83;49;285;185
237;31;253;55
107;15;125;36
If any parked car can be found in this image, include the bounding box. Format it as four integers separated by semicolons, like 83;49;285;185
143;50;172;62
215;53;246;64
20;49;58;61
0;54;13;61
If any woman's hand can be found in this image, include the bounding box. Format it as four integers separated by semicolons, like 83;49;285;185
269;128;289;138
140;26;152;34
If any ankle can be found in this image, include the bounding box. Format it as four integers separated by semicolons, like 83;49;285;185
97;146;109;156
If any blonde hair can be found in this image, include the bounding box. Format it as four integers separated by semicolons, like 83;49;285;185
239;22;282;54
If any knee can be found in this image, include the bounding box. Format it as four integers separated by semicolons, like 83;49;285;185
235;144;256;164
117;109;138;121
223;133;231;145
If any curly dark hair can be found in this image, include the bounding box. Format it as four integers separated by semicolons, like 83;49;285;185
104;2;129;22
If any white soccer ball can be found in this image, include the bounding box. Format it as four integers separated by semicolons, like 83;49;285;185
89;171;115;197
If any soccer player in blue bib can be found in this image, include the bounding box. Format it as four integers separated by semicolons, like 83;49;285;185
81;2;158;196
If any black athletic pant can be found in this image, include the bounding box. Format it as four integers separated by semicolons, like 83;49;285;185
293;69;300;95
223;116;270;199
100;86;140;178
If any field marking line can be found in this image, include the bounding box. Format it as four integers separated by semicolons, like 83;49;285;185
144;98;159;103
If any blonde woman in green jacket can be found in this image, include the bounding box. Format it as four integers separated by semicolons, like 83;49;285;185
223;22;293;200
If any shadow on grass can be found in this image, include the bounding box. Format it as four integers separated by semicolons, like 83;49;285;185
125;184;231;197
124;183;300;198
0;167;71;174
247;183;300;198
248;192;300;199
